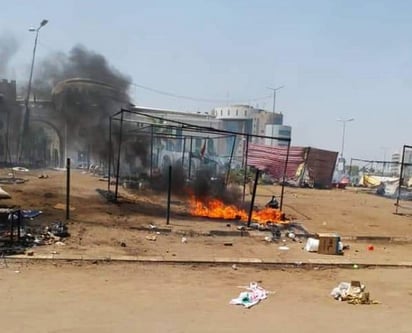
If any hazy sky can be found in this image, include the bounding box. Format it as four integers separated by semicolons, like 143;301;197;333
1;0;411;161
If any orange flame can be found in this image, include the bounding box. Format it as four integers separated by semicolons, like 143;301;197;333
189;196;286;224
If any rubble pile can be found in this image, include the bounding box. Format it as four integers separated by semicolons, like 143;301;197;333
331;281;380;305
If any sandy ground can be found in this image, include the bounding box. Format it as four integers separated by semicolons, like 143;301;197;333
1;262;412;333
0;168;411;332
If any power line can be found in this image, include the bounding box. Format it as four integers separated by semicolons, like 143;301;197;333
131;82;272;104
31;41;274;105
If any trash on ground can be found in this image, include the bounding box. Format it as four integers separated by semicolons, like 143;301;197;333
0;187;11;199
304;234;344;255
12;167;29;172
21;210;42;219
317;233;342;255
181;237;187;243
55;241;66;246
331;281;380;305
224;242;233;246
38;174;49;179
48;221;70;238
367;244;375;251
278;245;289;250
54;203;75;211
230;282;269;308
231;264;238;270
145;235;157;241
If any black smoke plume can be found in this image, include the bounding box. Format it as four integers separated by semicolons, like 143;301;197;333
30;44;149;165
0;33;18;77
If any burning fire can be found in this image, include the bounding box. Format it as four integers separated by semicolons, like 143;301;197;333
189;196;286;224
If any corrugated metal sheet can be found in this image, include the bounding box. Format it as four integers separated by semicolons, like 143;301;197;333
305;148;338;188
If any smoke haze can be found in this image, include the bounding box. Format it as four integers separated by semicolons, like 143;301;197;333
0;33;18;77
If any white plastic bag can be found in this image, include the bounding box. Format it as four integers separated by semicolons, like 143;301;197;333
304;237;319;252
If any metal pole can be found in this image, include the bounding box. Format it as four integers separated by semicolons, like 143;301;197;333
279;142;291;211
188;137;193;179
17;210;22;241
107;116;112;192
66;158;71;220
9;210;14;244
247;169;260;227
182;137;186;168
166;165;172;225
341;121;346;159
395;145;406;214
114;110;124;201
20;21;48;162
225;135;236;185
19;30;40;162
150;125;154;179
242;134;250;203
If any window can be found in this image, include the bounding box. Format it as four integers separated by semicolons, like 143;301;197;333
244;110;247;116
236;109;238;116
279;129;291;136
220;109;223;116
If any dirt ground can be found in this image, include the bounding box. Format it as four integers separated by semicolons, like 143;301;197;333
0;168;412;332
1;262;412;333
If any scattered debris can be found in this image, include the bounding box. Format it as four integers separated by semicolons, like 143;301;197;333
48;221;70;238
317;233;343;255
230;282;269;308
120;242;126;247
145;235;157;241
54;203;75;211
264;236;272;242
38;173;49;179
0;187;11;199
181;237;187;243
286;232;296;241
21;210;42;219
12;167;29;172
304;234;344;255
305;238;319;252
331;281;380;305
231;264;238;270
55;241;66;246
26;250;34;256
278;245;289;251
367;244;375;251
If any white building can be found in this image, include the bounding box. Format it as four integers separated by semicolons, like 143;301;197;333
130;104;291;166
211;104;290;157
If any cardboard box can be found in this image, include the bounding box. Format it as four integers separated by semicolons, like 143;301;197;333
317;233;341;255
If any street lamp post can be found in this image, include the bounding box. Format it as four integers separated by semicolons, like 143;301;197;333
267;85;285;146
337;118;354;159
19;19;48;162
337;118;354;173
267;85;285;113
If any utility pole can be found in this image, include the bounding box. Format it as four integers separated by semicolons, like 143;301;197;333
337;118;354;173
267;85;285;146
19;19;48;163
